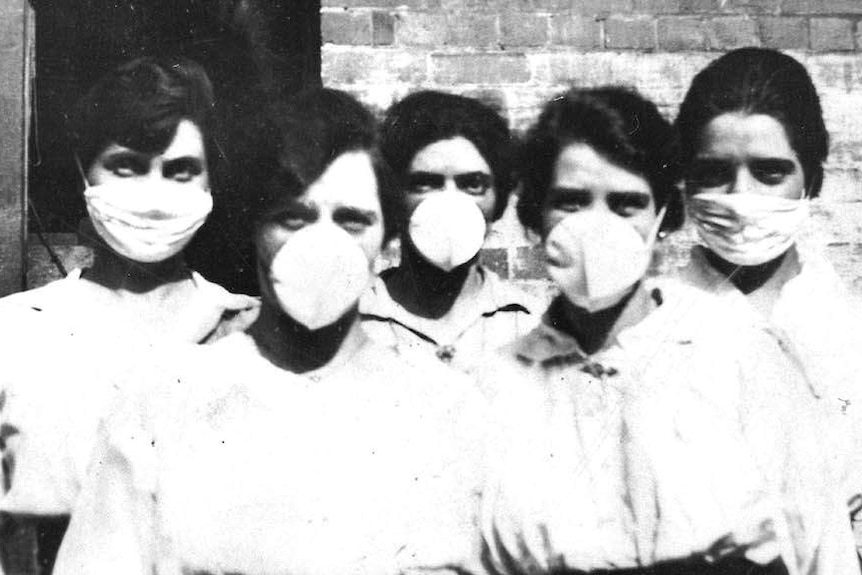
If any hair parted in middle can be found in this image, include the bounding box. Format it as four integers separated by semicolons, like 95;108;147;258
518;86;684;236
380;90;518;230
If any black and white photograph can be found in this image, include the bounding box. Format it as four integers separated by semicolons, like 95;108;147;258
1;1;861;574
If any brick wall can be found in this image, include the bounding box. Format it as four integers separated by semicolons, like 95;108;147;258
321;0;862;299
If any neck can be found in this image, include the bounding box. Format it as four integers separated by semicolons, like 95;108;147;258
705;247;800;295
548;282;656;355
85;246;191;294
387;237;481;319
249;300;364;374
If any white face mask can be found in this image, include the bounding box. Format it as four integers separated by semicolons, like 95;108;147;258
84;180;213;263
545;208;665;313
268;224;371;331
407;192;487;272
688;192;809;266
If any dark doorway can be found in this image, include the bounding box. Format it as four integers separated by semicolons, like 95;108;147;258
29;0;321;294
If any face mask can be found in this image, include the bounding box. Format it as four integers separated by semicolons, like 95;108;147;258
84;180;213;263
545;207;665;313
688;192;809;266
408;192;487;272
268;224;371;331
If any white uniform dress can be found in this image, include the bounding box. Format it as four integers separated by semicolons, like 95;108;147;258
480;278;858;575
0;269;259;517
53;331;489;575
680;243;862;524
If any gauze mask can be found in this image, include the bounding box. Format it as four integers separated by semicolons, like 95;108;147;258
545;207;665;313
688;192;809;266
408;192;487;272
269;224;371;331
84;180;213;263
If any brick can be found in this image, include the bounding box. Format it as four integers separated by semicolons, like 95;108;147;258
569;0;633;15
550;15;603;49
605;17;657;50
632;0;682;14
783;0;862;15
634;0;736;14
432;53;530;84
372;11;394;46
811;18;855;51
444;12;498;47
725;0;781;14
759;16;808;49
322;48;427;84
322;0;439;7
321;10;373;45
500;12;549;47
513;245;548;280
657;16;708;50
393;12;447;47
706;16;759;49
678;0;722;13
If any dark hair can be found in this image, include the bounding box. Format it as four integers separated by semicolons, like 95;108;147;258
676;47;828;198
70;56;218;174
380;90;517;229
518;86;683;235
251;88;397;243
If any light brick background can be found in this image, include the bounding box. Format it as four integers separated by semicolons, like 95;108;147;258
321;0;862;299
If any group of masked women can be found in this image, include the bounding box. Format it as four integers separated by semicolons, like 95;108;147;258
0;46;861;575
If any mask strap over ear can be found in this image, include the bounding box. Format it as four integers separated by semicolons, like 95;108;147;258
73;155;90;188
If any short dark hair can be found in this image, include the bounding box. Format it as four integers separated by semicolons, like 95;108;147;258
676;47;828;198
380;90;517;229
518;86;683;235
70;56;217;173
252;88;397;243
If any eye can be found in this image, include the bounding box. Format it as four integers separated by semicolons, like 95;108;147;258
163;158;204;183
407;173;445;195
104;154;148;178
687;161;732;188
549;189;591;212
454;172;492;196
608;192;651;217
751;160;795;186
270;205;315;231
333;208;375;234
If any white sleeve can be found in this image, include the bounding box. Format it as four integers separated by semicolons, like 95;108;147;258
53;401;159;575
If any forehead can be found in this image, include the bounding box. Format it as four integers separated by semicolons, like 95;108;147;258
99;119;206;160
408;136;491;174
552;142;651;193
697;113;796;159
300;151;381;212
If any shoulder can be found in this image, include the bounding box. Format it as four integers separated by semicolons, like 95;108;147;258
192;272;261;342
358;273;398;320
479;267;544;317
0;273;83;318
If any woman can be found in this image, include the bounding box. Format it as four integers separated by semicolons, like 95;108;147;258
675;48;862;517
360;90;538;376
480;87;857;574
53;89;488;575
0;57;257;573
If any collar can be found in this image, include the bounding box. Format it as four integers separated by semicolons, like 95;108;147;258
360;265;535;334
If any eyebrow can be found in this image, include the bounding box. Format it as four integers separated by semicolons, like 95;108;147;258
267;200;318;221
332;205;380;222
749;158;797;170
551;187;650;197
